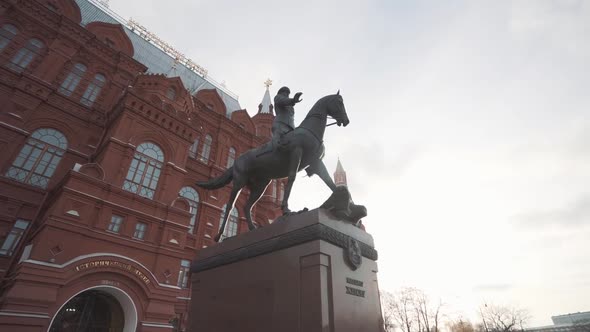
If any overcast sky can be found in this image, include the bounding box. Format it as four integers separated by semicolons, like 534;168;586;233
109;0;590;326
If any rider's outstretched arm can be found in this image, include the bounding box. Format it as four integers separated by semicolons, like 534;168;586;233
274;92;302;107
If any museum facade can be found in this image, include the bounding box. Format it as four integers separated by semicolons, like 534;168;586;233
0;0;287;331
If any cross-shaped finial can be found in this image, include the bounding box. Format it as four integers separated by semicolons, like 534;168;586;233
264;78;273;89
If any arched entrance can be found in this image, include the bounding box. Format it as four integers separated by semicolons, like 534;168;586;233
48;286;138;332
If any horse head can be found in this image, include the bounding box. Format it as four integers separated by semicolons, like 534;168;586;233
328;91;350;127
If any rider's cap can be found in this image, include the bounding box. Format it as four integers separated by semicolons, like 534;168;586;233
278;86;290;95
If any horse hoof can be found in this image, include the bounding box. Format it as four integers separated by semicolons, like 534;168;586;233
214;234;221;242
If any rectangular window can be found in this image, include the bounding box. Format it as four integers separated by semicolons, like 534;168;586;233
0;219;30;256
189;139;199;159
58;63;86;96
80;74;106;107
7;39;43;73
178;259;191;288
271;180;276;198
107;215;124;233
133;222;147;240
199;136;212;163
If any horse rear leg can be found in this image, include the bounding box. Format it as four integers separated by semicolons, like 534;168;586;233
243;179;271;230
215;182;243;242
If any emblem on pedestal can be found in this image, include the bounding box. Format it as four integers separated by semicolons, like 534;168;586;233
346;237;362;270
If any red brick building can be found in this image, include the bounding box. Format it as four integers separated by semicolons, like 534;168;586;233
0;0;286;331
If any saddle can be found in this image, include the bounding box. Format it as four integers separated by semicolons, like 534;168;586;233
256;130;294;157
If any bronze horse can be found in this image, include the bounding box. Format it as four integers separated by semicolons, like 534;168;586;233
196;92;350;242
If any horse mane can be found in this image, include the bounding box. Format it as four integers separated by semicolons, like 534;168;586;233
303;94;338;121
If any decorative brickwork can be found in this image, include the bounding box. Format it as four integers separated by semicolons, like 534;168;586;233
0;1;285;330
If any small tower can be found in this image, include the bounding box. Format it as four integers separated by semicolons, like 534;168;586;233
258;78;274;115
252;78;275;138
334;158;347;186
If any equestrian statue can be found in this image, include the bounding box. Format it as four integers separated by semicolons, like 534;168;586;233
196;89;366;242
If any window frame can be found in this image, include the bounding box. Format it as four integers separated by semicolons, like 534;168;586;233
107;215;124;233
5;128;68;189
122;142;164;200
177;259;191;288
226;147;236;168
271;180;277;198
199;135;212;163
219;205;239;240
58;63;87;96
80;73;106;107
279;182;285;201
0;24;19;51
0;219;30;256
188;138;199;159
133;222;147;240
166;87;176;100
179;186;200;233
7;38;44;73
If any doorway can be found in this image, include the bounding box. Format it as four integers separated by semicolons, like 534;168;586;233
49;289;125;332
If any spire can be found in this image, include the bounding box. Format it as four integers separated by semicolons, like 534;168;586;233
258;78;274;114
334;157;347;186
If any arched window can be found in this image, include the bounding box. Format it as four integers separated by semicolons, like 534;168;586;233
271;180;276;198
219;204;239;240
226;147;236;168
58;63;87;96
81;74;106;107
199;135;212;163
5;128;68;188
7;38;44;73
0;24;18;51
166;87;176;100
179;186;199;233
123;142;164;199
188;138;199;159
279;182;285;201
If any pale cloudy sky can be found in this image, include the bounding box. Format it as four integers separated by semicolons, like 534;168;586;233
109;0;590;326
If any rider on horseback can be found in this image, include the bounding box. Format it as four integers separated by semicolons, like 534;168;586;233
272;86;303;148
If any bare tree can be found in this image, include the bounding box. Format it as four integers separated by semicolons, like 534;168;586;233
381;287;444;332
479;303;530;332
448;318;476;332
392;288;416;332
381;291;397;332
415;289;443;332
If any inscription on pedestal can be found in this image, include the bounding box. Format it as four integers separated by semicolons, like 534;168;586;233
346;277;363;287
345;286;365;297
345;277;365;297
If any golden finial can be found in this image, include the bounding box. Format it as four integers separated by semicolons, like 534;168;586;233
264;78;273;89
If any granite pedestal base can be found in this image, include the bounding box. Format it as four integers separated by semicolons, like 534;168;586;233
187;208;383;332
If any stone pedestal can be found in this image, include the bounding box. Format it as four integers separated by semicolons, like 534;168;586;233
187;208;383;332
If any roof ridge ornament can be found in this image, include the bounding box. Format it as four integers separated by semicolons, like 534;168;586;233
264;78;273;89
127;18;208;78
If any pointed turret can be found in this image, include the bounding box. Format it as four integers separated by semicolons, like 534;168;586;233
258;80;274;114
334;158;347;186
252;78;276;138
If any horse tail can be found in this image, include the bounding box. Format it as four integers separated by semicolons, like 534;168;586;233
195;167;233;190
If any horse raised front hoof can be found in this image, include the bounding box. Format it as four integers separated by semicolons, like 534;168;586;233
283;208;308;217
